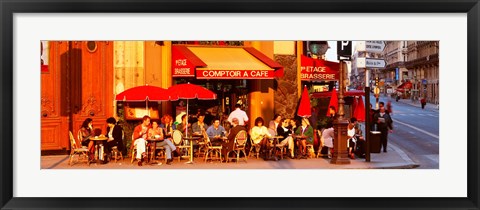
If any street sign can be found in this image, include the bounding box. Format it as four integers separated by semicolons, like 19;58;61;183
365;58;387;68
356;41;386;53
337;41;352;60
365;41;386;53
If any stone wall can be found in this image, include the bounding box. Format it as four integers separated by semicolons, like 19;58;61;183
274;55;298;119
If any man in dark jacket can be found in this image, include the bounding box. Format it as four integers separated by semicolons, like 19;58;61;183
223;118;246;161
373;104;393;152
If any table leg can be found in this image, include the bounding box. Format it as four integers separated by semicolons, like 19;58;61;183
186;140;194;164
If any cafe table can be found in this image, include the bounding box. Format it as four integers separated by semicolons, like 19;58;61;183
182;135;201;164
146;138;164;164
90;136;108;163
267;136;283;161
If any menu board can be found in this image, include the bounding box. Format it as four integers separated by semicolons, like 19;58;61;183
125;106;159;120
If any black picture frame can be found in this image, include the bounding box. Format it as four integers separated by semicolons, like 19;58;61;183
1;0;479;209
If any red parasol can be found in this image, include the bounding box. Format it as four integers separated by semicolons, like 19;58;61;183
326;89;338;117
168;82;217;164
115;85;170;114
168;83;217;101
115;85;170;101
297;86;311;118
354;96;366;122
168;83;216;134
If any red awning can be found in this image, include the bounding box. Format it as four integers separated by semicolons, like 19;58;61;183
397;81;412;90
171;46;283;79
311;90;365;98
300;55;339;81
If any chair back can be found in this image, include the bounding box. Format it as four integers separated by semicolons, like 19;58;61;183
77;130;83;143
267;128;276;137
202;130;211;145
172;130;184;145
69;131;78;150
234;130;247;147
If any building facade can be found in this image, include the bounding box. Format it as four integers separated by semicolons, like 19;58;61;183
405;41;439;104
42;40;335;153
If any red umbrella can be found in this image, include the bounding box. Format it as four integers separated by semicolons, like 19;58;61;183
326;89;338;117
354;96;366;122
115;85;170;114
168;82;217;164
115;85;170;101
168;82;216;134
168;83;217;100
297;86;311;118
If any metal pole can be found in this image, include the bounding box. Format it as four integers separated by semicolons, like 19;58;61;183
330;60;350;164
365;68;371;162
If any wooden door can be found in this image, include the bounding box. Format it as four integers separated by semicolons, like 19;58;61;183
41;41;113;153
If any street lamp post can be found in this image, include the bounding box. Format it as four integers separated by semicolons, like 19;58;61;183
331;41;352;164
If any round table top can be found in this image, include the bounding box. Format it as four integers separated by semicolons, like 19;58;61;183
270;136;283;139
147;138;164;142
294;135;307;139
183;136;201;140
90;136;108;141
212;136;228;141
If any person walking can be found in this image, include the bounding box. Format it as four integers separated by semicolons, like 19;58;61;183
373;104;393;153
421;97;427;109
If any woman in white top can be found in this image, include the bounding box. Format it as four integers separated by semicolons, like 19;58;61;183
322;121;335;158
347;117;358;159
250;117;272;155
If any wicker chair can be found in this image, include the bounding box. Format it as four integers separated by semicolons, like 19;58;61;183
203;134;222;163
68;131;90;166
227;130;248;163
248;129;261;159
172;130;190;162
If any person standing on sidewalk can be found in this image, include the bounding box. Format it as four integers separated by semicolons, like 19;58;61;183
421;97;427;109
373;104;393;152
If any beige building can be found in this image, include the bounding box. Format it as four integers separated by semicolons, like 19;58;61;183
383;41;408;90
405;41;439;104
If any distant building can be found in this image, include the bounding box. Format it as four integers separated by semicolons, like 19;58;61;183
405;41;439;104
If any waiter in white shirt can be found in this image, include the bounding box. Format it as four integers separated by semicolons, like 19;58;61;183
227;104;249;127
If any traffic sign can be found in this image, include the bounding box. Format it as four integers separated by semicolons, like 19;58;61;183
356;41;386;53
337;41;352;60
365;58;387;68
365;41;386;53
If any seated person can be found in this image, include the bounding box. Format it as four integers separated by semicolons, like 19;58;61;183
250;117;272;156
132;115;151;166
206;119;226;146
294;118;314;159
224;118;246;161
159;114;176;138
176;114;192;137
79;118;95;158
276;118;295;159
322;121;335;158
104;117;124;162
148;120;178;165
347;117;358;159
192;113;208;135
268;114;282;132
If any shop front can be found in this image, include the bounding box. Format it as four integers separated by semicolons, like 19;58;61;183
171;45;283;126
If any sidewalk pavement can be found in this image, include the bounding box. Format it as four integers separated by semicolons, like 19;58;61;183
41;143;419;169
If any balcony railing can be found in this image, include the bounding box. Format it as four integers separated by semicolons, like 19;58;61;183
405;53;439;68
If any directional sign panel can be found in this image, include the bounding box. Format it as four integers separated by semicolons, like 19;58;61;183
356;41;386;53
365;58;387;68
365;41;385;53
